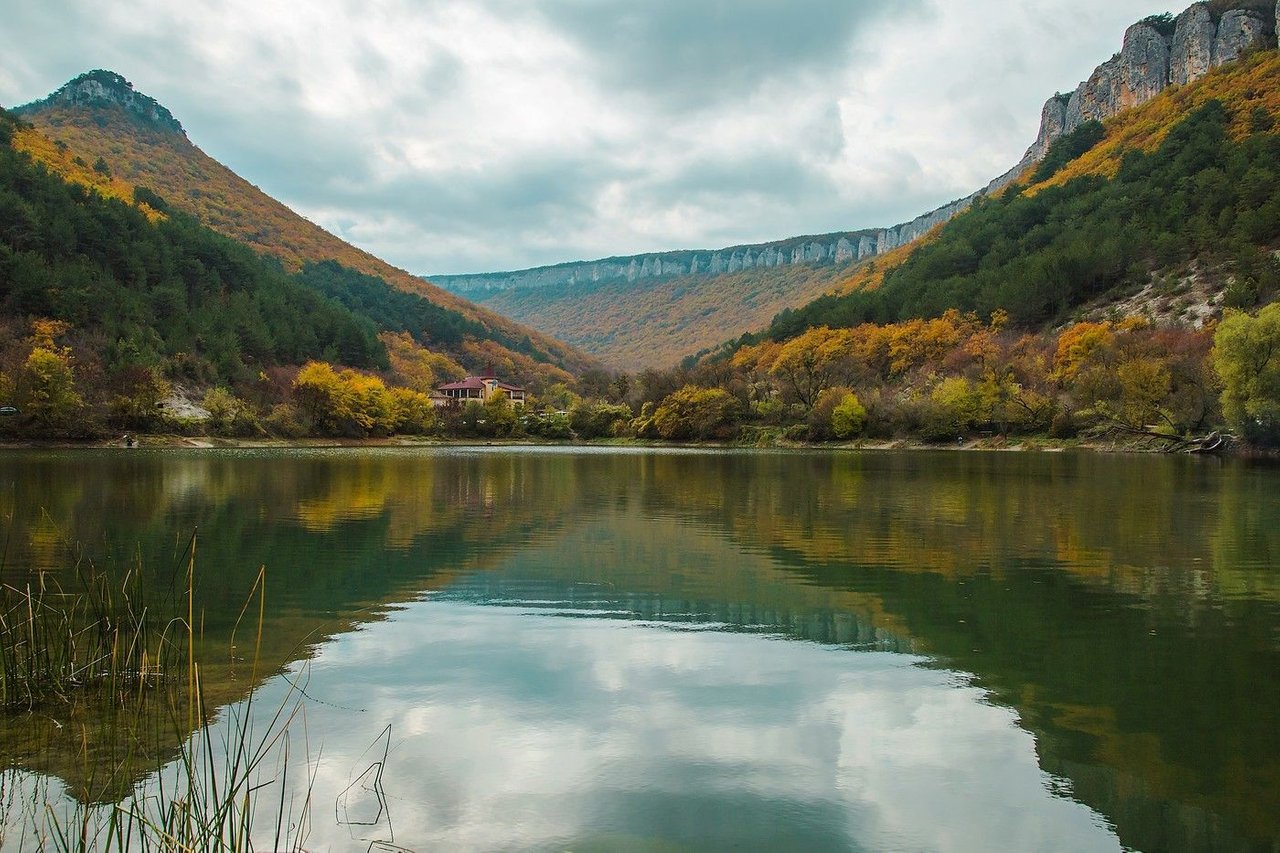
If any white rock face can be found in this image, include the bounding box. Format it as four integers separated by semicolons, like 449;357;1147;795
1214;8;1276;65
16;69;184;134
1119;21;1174;108
431;231;883;295
1172;3;1216;86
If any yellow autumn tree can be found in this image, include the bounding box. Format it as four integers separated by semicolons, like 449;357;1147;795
14;320;84;434
293;361;399;437
380;331;465;393
769;327;854;408
1053;321;1115;381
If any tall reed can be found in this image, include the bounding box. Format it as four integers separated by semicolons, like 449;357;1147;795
0;534;315;851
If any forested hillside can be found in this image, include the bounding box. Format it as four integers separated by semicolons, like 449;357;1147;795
484;260;858;370
557;53;1280;450
0;107;579;440
11;71;596;380
748;52;1280;347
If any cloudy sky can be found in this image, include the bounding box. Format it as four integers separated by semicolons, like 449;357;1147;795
0;0;1171;275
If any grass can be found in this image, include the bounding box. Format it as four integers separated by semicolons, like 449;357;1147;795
0;563;183;712
0;532;315;851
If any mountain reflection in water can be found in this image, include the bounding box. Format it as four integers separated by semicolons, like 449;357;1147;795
0;447;1276;851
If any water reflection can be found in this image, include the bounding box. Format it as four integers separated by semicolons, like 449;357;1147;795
239;602;1119;851
0;448;1277;851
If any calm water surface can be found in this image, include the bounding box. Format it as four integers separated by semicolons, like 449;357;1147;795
0;447;1278;851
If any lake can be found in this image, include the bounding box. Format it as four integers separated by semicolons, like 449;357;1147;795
0;447;1277;851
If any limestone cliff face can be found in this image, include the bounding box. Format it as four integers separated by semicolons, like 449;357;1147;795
434;2;1280;298
1172;4;1217;84
14;70;184;135
1061;4;1274;136
1214;7;1276;64
431;232;877;295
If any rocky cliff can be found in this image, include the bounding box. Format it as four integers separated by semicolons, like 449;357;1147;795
14;70;185;135
857;2;1278;256
431;231;881;295
439;2;1279;298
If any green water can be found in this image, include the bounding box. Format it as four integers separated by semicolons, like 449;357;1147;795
0;447;1278;851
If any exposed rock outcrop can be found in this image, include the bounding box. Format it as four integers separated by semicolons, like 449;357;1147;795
1061;4;1274;135
14;70;184;135
1121;21;1176;108
430;232;878;295
1172;4;1216;85
1213;7;1276;65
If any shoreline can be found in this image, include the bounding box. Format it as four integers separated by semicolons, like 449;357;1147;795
0;433;1268;457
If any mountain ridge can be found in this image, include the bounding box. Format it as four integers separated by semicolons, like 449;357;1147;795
10;71;598;381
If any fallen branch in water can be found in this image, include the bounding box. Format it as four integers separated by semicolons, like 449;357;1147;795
1093;424;1234;454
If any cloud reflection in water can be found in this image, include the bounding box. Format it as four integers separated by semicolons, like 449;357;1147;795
248;600;1120;852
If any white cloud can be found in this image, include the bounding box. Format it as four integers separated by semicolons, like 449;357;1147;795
0;0;1175;273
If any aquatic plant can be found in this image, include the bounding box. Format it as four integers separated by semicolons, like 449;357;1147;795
0;534;315;851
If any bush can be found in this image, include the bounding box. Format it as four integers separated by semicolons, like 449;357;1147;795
264;403;307;438
202;387;262;437
807;387;847;441
524;409;573;439
569;400;633;439
653;386;740;440
831;391;868;439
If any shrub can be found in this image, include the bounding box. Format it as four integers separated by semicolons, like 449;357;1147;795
653;386;740;440
569;400;633;439
831;391;868;439
202;387;262;437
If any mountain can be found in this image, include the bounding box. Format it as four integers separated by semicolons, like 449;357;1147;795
10;70;597;382
433;0;1280;371
737;48;1280;352
0;107;392;418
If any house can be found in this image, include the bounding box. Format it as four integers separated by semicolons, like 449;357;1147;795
434;372;527;407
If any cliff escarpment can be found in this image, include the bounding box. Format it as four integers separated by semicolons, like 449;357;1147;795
431;231;879;296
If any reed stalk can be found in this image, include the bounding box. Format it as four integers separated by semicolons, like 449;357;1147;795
0;533;314;851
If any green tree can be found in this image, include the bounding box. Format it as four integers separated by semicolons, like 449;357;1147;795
484;389;518;437
1212;304;1280;445
831;391;868;439
923;377;982;441
458;400;486;436
16;345;84;434
653;386;740;440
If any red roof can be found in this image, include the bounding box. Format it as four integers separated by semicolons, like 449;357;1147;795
437;376;526;393
438;377;487;391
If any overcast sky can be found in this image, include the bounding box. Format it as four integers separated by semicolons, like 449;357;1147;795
0;0;1172;275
